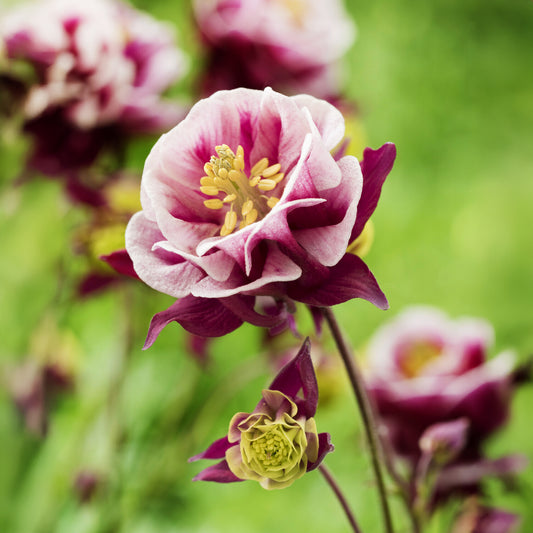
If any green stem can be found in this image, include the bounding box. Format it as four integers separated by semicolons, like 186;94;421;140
319;464;363;533
322;307;394;533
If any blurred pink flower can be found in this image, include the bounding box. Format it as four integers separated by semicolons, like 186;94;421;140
193;0;355;98
364;306;525;496
0;0;187;177
125;87;395;345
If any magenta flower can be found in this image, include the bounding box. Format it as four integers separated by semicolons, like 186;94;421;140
0;0;186;178
193;0;355;98
189;339;333;489
364;306;525;495
125;87;395;345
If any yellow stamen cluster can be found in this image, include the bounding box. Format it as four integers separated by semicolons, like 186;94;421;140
251;428;291;468
201;144;284;236
399;341;442;378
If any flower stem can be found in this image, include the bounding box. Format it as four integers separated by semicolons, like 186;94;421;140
319;464;363;533
322;307;394;533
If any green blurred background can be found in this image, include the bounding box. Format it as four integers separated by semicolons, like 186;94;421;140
1;0;532;531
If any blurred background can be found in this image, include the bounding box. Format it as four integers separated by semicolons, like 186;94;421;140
0;0;532;532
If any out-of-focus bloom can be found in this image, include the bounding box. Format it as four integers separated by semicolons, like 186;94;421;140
364;306;525;495
451;499;520;533
73;470;101;504
189;339;333;489
74;172;140;295
419;418;470;466
125;87;395;346
193;0;355;99
0;0;187;180
6;315;80;436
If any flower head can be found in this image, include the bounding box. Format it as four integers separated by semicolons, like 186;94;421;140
364;306;525;497
194;0;355;98
189;338;333;489
0;0;187;178
125;87;395;346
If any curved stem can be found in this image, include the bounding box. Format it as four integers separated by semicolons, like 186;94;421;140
322;307;394;533
319;464;363;533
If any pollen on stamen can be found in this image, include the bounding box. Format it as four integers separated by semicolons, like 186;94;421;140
262;163;281;177
201;145;285;236
204;199;223;209
251;157;269;176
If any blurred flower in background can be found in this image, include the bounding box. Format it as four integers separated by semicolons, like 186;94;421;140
5;314;80;436
193;0;355;99
125;87;395;346
0;0;187;195
364;306;526;515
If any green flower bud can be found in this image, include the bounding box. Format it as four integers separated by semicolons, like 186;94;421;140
226;390;319;490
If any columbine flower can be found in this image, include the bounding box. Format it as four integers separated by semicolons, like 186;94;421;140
125;87;395;346
0;0;186;180
364;306;526;496
74;172;140;295
189;339;333;489
193;0;355;99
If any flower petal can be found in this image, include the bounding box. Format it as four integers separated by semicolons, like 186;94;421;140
350;143;396;242
189;436;234;462
288;253;388;309
307;432;335;472
143;295;244;348
192;459;244;483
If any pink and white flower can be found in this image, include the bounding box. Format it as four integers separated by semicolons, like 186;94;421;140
193;0;355;98
0;0;187;175
125;87;395;345
364;306;525;496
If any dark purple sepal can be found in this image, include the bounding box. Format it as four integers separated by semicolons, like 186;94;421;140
220;295;288;329
288;253;388;309
189;436;234;462
306;432;335;472
350;143;396;242
77;272;119;297
308;305;324;336
144;296;244;349
101;249;139;279
192;459;244;483
267;338;319;418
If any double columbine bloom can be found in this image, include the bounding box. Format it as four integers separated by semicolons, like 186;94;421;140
0;0;186;180
193;0;355;98
125;87;395;346
190;339;333;489
364;306;525;499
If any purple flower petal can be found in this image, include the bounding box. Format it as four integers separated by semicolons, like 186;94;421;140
267;338;319;418
192;459;244;483
189;436;234;462
100;249;139;279
288;253;388;309
307;432;335;472
144;296;243;348
350;143;396;242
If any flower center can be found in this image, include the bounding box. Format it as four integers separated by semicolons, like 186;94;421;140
398;340;443;378
250;426;291;468
201;144;284;236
